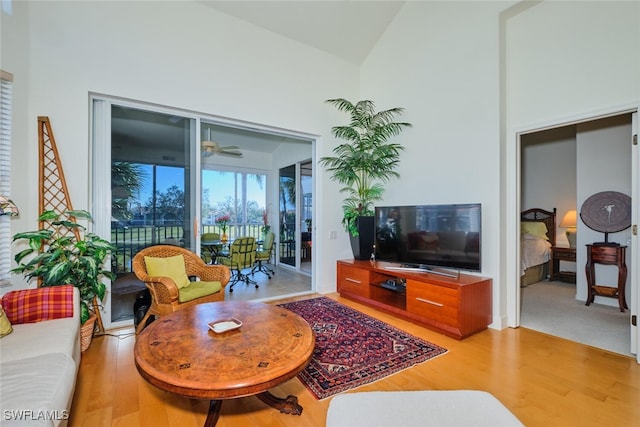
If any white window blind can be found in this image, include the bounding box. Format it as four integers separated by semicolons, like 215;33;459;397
0;70;13;287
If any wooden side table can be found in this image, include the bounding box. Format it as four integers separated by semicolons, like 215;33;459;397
585;244;627;312
550;247;576;283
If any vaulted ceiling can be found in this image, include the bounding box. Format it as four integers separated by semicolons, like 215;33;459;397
200;1;405;65
112;1;406;157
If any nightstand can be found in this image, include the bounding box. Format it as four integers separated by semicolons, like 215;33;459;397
550;246;576;283
585;244;627;312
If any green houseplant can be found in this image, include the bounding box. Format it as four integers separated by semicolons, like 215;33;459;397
320;98;411;259
11;210;116;325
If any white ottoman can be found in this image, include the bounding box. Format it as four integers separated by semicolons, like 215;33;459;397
326;390;524;427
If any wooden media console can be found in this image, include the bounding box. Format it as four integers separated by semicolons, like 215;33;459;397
337;260;492;339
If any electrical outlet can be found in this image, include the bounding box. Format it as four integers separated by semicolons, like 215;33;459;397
330;230;337;240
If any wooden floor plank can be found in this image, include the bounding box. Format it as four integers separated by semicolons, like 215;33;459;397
69;293;640;427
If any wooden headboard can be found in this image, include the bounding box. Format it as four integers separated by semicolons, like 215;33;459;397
521;208;556;245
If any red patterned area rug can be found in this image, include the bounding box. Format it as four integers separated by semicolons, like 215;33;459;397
277;296;447;400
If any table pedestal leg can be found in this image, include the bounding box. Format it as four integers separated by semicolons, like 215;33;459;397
256;391;303;415
204;400;222;427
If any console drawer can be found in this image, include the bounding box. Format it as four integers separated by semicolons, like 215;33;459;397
338;265;370;298
406;280;458;326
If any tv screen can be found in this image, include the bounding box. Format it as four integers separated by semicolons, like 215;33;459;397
375;203;481;272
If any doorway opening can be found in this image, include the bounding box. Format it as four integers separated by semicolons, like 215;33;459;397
92;95;316;329
517;111;636;357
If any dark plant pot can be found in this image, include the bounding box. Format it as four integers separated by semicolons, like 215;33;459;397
349;216;375;260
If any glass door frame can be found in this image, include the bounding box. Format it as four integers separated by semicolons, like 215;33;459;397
91;96;202;330
278;160;312;274
278;164;296;268
91;94;317;329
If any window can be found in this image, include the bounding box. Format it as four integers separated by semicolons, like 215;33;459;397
0;70;13;286
201;169;267;239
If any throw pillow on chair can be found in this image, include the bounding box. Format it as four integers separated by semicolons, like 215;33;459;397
144;255;190;289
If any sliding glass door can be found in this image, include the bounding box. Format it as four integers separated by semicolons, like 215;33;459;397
109;105;195;323
279;165;296;267
93;96;314;329
300;160;313;274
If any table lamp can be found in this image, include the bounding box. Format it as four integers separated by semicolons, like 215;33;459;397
0;195;19;216
560;209;577;248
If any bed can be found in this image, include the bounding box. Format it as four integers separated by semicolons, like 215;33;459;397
520;208;555;287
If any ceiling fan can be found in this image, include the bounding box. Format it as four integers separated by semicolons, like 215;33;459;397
201;129;244;158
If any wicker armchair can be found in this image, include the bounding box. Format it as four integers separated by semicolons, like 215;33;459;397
132;245;231;334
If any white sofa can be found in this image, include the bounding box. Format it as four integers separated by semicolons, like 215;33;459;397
0;286;81;427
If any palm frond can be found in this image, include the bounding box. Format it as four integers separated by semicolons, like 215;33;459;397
321;98;411;235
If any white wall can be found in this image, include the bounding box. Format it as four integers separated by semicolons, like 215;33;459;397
3;1;358;292
506;0;639;326
506;1;639;127
361;1;508;327
576;115;632;305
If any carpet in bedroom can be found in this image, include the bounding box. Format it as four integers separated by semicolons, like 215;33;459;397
520;280;631;356
278;296;447;400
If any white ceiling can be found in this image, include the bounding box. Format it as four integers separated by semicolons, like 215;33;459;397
199;1;405;65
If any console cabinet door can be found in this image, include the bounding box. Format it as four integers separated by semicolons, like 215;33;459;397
406;280;458;327
337;265;371;298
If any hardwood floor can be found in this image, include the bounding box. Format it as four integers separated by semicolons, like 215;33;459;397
71;293;640;427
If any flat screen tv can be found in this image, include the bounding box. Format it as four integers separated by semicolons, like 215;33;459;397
374;203;481;273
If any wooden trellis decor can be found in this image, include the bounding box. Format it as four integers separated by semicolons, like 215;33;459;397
38;117;79;238
38;116;105;335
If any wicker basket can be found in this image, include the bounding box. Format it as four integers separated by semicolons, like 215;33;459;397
80;312;97;353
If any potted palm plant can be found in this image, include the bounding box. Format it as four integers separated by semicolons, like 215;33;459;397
320;98;411;260
11;210;115;350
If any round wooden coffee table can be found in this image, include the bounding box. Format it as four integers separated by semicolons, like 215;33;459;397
134;301;315;427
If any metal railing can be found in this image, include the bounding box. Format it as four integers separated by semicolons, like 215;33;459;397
111;224;265;274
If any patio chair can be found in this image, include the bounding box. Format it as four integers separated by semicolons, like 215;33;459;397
201;232;222;264
218;237;258;292
252;231;275;279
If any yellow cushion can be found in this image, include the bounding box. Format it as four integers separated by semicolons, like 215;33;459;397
178;281;221;303
520;221;548;240
256;249;269;257
0;307;13;338
144;255;190;289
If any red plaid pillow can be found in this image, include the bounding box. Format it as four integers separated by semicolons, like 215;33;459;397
1;285;75;324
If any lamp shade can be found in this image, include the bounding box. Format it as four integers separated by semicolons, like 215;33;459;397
560;210;577;228
0;195;19;216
